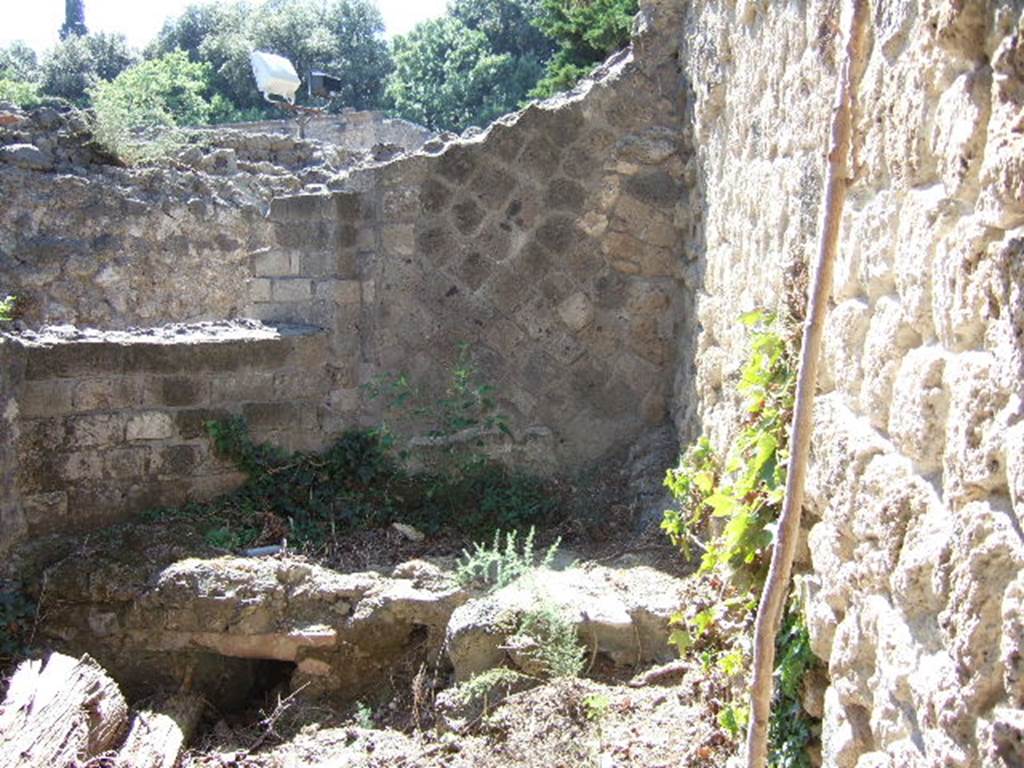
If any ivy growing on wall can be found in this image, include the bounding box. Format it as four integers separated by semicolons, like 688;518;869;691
662;310;822;765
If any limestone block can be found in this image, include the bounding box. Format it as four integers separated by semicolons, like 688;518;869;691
69;413;127;447
271;278;312;303
1008;421;1024;531
252;249;298;277
1001;571;1024;707
820;298;870;402
834;192;897;301
938;499;1024;717
891;500;953;619
888;346;948;474
614;126;677;165
931;220;1001;352
943;352;1013;505
18;379;75;418
821;686;869;768
556;291;593;332
891;195;945;339
929;68;991;200
126;412;175;442
249;278;272;303
859;297;920;429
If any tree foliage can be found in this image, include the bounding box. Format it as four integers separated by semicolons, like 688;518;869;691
39;32;135;104
529;0;637;98
149;0;391;118
385;16;542;132
90;51;213;161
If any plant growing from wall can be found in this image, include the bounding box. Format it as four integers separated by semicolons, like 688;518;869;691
0;295;16;323
662;310;821;763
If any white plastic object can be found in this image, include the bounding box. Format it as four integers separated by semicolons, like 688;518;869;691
250;51;301;105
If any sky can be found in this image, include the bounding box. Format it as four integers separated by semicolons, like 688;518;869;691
0;0;449;54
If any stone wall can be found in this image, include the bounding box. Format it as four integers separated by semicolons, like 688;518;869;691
678;1;1024;765
242;21;692;469
4;323;327;541
223;110;434;152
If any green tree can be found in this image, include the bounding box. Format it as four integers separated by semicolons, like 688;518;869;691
0;42;39;82
529;0;637;98
0;42;41;107
60;0;88;40
39;32;136;104
386;16;542;132
90;50;213;161
449;0;555;61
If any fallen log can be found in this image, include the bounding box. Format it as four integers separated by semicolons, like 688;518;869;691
116;693;205;768
0;652;128;768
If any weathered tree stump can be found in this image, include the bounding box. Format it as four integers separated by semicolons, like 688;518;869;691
116;693;205;768
0;652;128;768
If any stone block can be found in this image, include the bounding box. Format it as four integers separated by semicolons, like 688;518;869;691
272;278;313;302
268;193;331;223
888;346;948;474
556;291;595;332
252;249;299;277
452;199;486;235
61;451;103;481
943;352;1013;505
545;178;587;212
470;163;517;210
143;375;209;408
210;371;276;404
126;411;176;441
68;413;126;448
19;379;76;417
24;342;125;380
242;401;301;431
820;298;871;402
174;408;231;440
377;226;413;259
249;278;272;303
274;369;329;400
334;192;363;222
22;491;68;530
436;145;476;183
72;376;144;412
153;444;205;476
859;297;921;430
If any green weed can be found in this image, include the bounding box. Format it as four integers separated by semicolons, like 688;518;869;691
455;527;560;591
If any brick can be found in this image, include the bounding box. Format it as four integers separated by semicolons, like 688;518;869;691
126;411;175;441
19;379;76;417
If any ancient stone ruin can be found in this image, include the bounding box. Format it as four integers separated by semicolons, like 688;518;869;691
1;0;1023;766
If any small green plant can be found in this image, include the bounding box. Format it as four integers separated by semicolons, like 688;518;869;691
582;692;611;722
512;602;585;679
769;603;820;768
455;527;560;591
662;309;796;589
718;701;750;738
0;295;17;323
452;667;530;710
352;700;374;729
